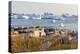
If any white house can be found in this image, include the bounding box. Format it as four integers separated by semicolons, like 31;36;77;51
32;28;46;38
11;31;19;37
55;31;60;36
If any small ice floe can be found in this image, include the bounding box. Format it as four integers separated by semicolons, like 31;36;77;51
60;23;64;27
61;17;66;21
13;15;18;18
22;16;29;19
32;17;41;20
52;20;56;23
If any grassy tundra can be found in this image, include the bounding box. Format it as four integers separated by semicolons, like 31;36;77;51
10;32;78;53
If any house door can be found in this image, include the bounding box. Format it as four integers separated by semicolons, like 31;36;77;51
39;32;41;37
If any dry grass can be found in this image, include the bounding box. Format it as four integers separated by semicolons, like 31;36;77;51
9;35;78;53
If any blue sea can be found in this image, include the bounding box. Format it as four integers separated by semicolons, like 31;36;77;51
11;17;78;31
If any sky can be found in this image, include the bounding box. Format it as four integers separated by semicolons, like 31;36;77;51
11;1;78;15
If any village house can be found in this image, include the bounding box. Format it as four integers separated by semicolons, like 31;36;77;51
13;27;46;38
54;31;61;36
32;28;46;37
11;31;19;37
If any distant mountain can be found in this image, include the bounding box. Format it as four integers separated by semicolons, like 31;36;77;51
61;13;70;18
70;15;78;18
61;13;78;18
